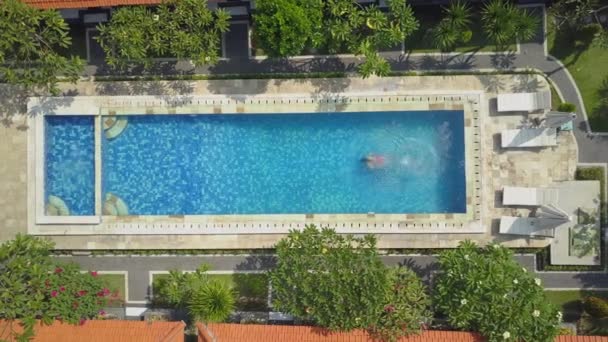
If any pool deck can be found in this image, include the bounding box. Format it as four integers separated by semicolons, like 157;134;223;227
0;75;581;250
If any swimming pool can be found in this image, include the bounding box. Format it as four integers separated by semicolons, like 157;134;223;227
45;110;466;216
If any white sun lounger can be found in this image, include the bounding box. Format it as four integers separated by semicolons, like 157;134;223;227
497;90;551;112
501;128;557;148
502;186;559;206
499;216;555;237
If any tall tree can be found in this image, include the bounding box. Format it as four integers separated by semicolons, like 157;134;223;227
482;0;538;47
0;0;83;95
271;225;430;341
0;235;108;341
96;0;230;70
252;0;419;77
434;241;561;342
253;0;323;57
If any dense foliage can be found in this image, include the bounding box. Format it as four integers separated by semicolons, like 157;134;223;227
153;264;235;323
96;0;230;69
550;0;608;46
0;235;108;341
369;267;432;342
253;0;419;77
583;296;608;318
253;0;323;57
557;102;577;112
482;0;538;47
188;280;235;322
271;225;430;340
0;0;83;94
434;241;561;342
432;1;473;52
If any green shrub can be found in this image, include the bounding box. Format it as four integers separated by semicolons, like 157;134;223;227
557;102;577;112
583;296;608;318
434;241;561;342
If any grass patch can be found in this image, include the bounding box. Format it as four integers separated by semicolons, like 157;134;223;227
545;290;608;321
547;17;608;132
98;274;126;307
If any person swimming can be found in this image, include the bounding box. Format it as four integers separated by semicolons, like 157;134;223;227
362;154;386;169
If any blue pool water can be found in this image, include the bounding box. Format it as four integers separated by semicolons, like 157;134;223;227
102;111;466;215
45;116;95;215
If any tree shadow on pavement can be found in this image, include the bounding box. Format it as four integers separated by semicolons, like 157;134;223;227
398;257;439;286
234;255;276;272
510;73;543;92
490;50;517;69
94;79;196;107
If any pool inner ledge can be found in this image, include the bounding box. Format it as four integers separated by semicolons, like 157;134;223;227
27;92;482;236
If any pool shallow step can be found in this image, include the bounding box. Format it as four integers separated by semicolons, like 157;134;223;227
46;195;70;216
103;193;129;216
103;116;128;140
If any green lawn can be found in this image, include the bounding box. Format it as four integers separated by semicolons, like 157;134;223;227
545;290;608;321
547;18;608;132
98;274;126;307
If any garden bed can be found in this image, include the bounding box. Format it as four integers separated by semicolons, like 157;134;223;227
98;273;126;307
545;290;608;322
152;272;270;312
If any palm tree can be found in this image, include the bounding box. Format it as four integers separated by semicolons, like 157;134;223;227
188;281;236;323
482;0;538;47
432;1;472;51
445;0;472;30
432;20;459;51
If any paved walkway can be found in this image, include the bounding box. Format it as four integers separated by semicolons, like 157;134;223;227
55;254;608;304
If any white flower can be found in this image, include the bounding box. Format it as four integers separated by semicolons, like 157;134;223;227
513;279;519;285
556;312;563;321
535;278;541;286
503;293;508;298
522;267;527;273
503;331;511;339
460;299;468;305
152;14;159;21
533;310;540;317
464;254;470;260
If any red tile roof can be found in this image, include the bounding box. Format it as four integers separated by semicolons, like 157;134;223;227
24;0;224;9
196;323;608;342
196;323;485;342
0;320;185;342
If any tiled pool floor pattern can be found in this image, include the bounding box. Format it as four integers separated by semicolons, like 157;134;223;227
101;111;466;215
45;116;95;215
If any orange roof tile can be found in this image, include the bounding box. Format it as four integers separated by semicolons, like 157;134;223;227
0;320;185;342
196;323;485;342
23;0;224;9
196;323;608;342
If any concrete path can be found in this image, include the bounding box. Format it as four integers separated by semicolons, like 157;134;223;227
55;254;608;304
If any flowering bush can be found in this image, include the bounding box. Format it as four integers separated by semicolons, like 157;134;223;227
434;241;561;342
369;267;432;342
0;235;107;340
271;225;430;338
